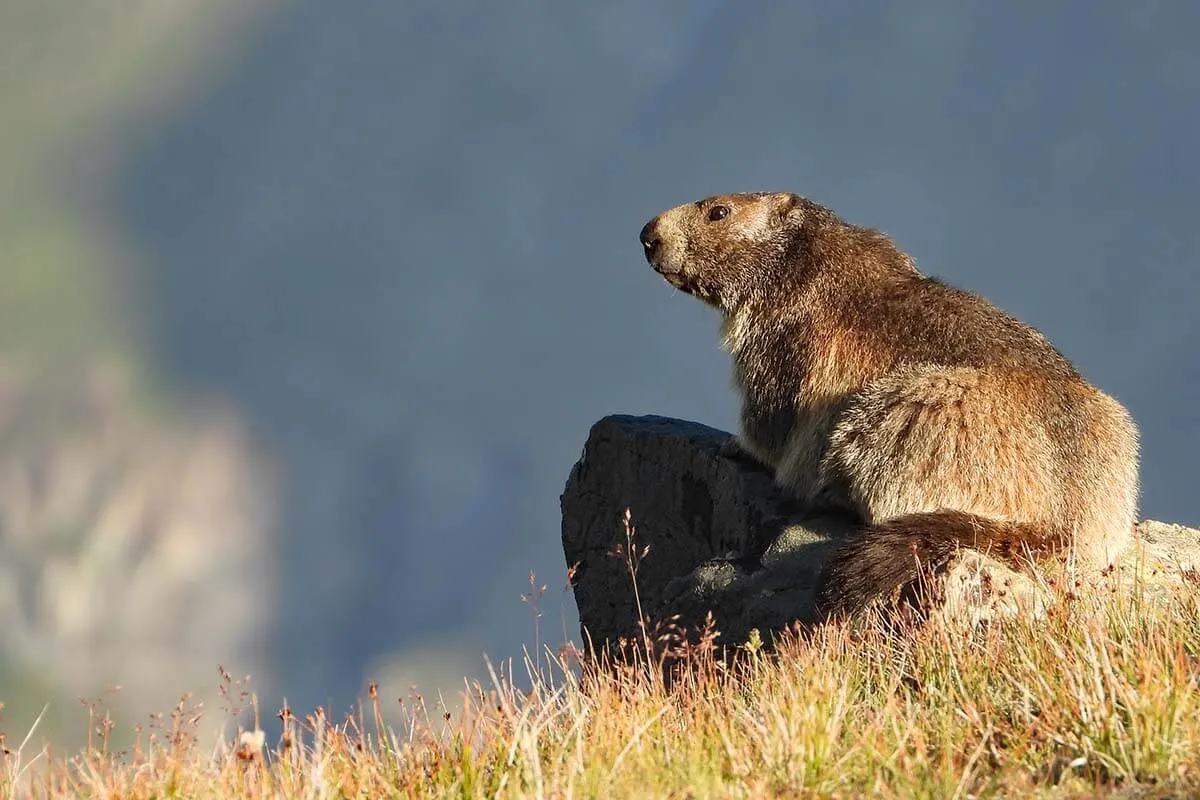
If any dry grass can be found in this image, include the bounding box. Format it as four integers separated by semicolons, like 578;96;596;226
2;569;1198;798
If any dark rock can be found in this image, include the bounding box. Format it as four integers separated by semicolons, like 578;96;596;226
560;414;853;654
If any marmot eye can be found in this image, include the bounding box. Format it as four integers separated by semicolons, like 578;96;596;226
707;204;731;222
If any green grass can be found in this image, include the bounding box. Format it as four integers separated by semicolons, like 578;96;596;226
3;573;1197;798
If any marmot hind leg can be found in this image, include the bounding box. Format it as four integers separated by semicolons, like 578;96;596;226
814;365;1068;615
820;364;1062;527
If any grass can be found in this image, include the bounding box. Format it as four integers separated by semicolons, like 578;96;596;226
2;555;1198;799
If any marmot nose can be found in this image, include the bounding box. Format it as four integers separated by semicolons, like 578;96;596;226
639;220;661;261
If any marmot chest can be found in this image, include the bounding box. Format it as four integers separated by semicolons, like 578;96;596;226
731;331;873;468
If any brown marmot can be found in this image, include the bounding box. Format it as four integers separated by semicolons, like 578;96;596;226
638;191;1140;616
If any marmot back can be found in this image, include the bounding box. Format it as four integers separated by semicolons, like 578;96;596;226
639;192;1140;615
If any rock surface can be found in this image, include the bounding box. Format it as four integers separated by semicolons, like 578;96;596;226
561;415;1200;655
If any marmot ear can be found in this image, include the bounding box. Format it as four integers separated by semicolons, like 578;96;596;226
775;193;803;223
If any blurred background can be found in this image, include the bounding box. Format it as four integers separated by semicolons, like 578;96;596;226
2;1;1198;746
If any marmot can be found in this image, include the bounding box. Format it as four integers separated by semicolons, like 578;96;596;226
638;191;1140;616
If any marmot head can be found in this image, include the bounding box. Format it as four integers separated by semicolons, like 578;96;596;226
639;192;910;312
638;192;826;312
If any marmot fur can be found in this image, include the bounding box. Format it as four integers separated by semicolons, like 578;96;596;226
638;191;1140;616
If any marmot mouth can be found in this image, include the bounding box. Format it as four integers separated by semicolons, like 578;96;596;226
657;268;707;300
658;268;693;292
